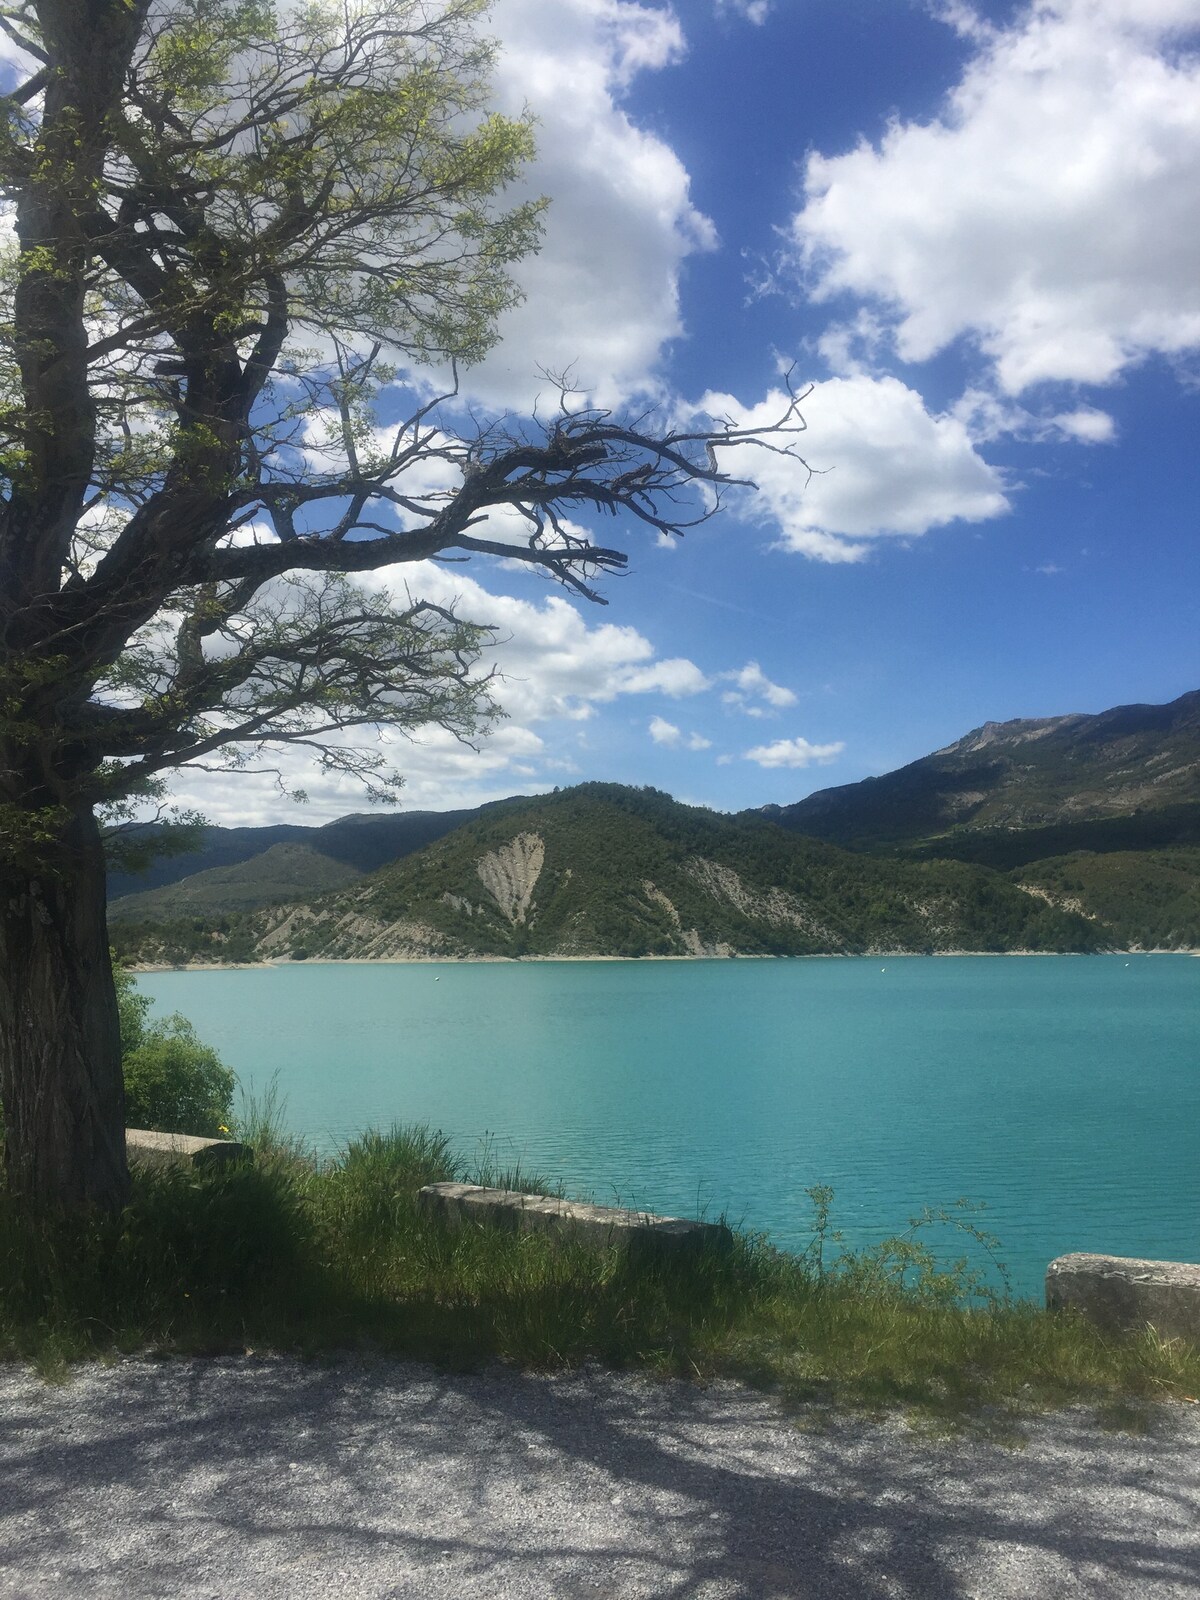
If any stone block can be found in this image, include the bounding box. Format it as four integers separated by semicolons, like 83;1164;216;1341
418;1182;731;1258
126;1128;252;1171
1046;1253;1200;1344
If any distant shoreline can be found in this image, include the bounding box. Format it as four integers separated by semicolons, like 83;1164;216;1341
129;948;1200;973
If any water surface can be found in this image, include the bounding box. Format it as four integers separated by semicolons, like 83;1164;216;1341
140;955;1199;1296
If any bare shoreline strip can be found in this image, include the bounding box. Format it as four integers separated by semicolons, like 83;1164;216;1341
129;949;1199;973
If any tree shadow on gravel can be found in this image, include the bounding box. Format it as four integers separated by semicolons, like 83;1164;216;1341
1;1358;1198;1599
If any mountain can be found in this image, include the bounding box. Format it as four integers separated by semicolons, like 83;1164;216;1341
111;784;1103;965
107;842;365;921
107;805;486;917
108;691;1200;961
764;690;1200;865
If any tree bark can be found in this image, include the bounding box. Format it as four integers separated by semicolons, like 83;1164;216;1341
0;804;129;1211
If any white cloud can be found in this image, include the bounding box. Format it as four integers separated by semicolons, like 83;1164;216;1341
159;558;721;822
701;375;1008;560
1051;407;1118;444
792;0;1200;394
162;720;554;826
445;0;715;410
648;716;712;750
621;658;713;697
950;388;1118;446
721;660;797;712
372;563;711;722
743;736;846;769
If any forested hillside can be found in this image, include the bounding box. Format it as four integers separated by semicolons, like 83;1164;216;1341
1013;847;1200;951
767;690;1200;854
109;690;1200;964
112;785;1102;965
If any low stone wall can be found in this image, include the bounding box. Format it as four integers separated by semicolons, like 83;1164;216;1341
418;1182;731;1258
126;1129;252;1171
1046;1253;1200;1344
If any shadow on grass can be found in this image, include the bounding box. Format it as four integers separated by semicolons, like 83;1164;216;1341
1;1128;1197;1435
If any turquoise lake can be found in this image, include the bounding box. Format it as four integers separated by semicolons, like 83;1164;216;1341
139;955;1199;1298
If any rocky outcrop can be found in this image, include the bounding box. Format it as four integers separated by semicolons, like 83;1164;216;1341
683;857;845;946
256;903;454;960
477;833;544;925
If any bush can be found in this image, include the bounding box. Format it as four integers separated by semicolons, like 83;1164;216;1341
115;965;235;1137
122;1019;236;1138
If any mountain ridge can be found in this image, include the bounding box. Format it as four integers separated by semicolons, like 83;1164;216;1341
763;689;1200;857
108;690;1200;960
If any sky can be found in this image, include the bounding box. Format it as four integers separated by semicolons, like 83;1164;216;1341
17;0;1200;825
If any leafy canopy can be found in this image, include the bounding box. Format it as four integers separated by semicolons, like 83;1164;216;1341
0;0;806;845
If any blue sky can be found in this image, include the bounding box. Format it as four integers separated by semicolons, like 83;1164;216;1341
306;0;1195;827
18;0;1200;825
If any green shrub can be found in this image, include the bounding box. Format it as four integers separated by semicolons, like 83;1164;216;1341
123;1018;235;1138
115;965;235;1137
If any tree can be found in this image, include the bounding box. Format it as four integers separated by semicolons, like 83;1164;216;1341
0;0;806;1210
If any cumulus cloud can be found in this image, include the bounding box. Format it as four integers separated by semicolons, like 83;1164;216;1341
445;0;716;410
743;736;846;769
164;559;723;822
700;376;1008;560
162;720;554;826
648;716;712;750
373;562;711;723
792;0;1200;394
720;660;797;714
1051;407;1118;444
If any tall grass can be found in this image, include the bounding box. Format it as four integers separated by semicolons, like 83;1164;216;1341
1;1124;1196;1427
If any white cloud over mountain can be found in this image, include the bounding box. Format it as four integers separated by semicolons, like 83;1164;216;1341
792;0;1200;394
700;375;1009;560
721;661;797;714
164;561;731;822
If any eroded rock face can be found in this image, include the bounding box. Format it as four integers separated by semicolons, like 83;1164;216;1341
477;833;545;925
683;857;844;946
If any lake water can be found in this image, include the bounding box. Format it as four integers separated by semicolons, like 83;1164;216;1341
139;955;1199;1298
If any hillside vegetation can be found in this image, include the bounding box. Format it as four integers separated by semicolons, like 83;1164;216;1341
108;689;1200;963
112;784;1101;965
1014;847;1200;952
769;689;1200;854
108;842;364;920
106;806;483;903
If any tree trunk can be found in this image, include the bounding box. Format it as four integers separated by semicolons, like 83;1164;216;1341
0;803;129;1211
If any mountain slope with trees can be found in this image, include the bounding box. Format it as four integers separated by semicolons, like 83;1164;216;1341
106;807;486;915
112;784;1105;965
765;690;1200;858
109;690;1200;959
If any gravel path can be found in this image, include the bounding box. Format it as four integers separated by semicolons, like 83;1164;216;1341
1;1357;1198;1598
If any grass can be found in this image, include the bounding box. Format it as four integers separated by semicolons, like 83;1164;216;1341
1;1118;1197;1432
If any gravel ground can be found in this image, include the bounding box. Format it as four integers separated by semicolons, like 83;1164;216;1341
1;1357;1198;1599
